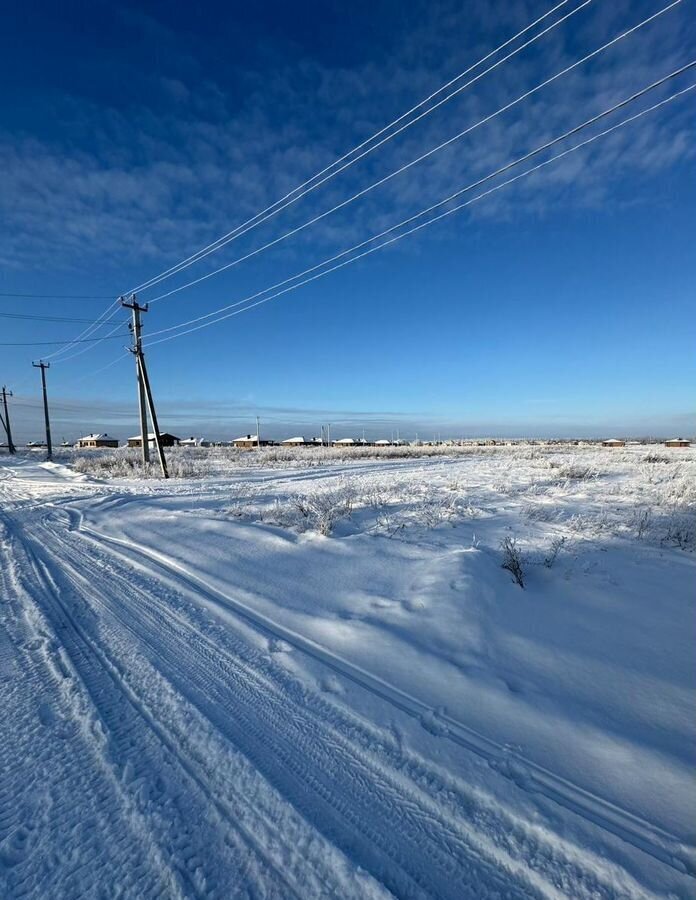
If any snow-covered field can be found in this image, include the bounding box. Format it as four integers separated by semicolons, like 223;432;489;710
1;444;694;898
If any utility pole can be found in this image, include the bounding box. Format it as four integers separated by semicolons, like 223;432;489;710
256;415;260;449
122;295;150;465
32;362;53;459
1;386;15;454
121;295;168;478
327;423;331;447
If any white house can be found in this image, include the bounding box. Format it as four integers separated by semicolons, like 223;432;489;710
332;437;356;446
281;436;309;446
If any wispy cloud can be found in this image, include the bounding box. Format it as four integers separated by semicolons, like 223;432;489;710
1;0;693;285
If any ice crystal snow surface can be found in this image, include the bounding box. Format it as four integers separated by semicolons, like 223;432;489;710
0;445;694;898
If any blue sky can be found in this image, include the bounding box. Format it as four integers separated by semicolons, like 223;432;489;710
1;0;694;441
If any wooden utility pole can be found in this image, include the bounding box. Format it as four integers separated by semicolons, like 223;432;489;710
122;296;150;465
136;353;169;479
1;386;15;454
121;295;168;478
32;361;53;459
256;415;260;449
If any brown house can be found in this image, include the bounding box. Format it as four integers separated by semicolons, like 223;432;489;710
664;437;691;448
127;432;180;448
76;433;119;449
232;434;274;449
601;438;625;448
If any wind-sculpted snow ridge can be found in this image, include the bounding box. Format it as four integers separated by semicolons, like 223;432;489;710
0;451;694;898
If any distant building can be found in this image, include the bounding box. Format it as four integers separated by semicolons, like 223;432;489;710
76;433;119;449
179;437;205;447
664;437;691;448
232;434;274;449
127;432;180;448
374;439;392;446
280;436;310;446
601;438;625;448
332;438;356;446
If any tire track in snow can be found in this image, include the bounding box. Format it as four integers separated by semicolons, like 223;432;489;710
0;509;317;900
0;519;178;900
37;505;660;899
69;506;693;879
34;512;538;899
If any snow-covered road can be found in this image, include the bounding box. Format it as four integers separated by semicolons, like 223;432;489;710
0;455;693;898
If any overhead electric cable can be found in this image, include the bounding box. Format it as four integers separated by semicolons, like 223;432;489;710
37;0;590;365
146;0;682;307
141;72;695;349
0;292;115;300
0;332;128;346
128;0;593;295
0;312;117;324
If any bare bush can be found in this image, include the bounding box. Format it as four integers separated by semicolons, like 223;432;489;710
543;536;567;568
632;507;652;539
643;453;673;464
555;464;599;481
293;484;356;536
501;537;525;588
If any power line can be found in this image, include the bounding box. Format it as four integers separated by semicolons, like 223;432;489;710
0;312;118;324
129;0;592;296
146;0;681;307
0;332;129;346
141;73;695;350
31;2;588;367
0;292;115;300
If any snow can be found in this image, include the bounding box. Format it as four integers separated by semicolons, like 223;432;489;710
1;444;694;898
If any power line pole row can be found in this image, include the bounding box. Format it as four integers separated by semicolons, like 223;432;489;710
121;295;168;478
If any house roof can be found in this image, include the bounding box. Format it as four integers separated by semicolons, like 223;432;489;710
333;438;356;444
78;433;113;441
602;438;624;443
281;436;307;444
666;437;690;443
128;432;180;440
374;439;391;445
233;434;259;442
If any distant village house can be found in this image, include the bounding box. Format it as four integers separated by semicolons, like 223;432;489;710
76;433;119;449
664;437;690;448
601;438;625;448
232;434;274;449
127;432;180;448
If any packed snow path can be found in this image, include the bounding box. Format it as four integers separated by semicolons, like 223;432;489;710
0;456;692;898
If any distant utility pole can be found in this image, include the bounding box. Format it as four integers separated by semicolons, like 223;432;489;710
1;386;15;454
327;423;331;447
121;295;168;478
32;361;52;459
256;415;260;449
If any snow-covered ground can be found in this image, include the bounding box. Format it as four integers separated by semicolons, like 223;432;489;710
1;444;694;898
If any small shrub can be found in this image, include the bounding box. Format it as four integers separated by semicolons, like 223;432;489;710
632;507;652;539
294;484;355;536
501;537;525;588
543;536;567;568
555;464;598;481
